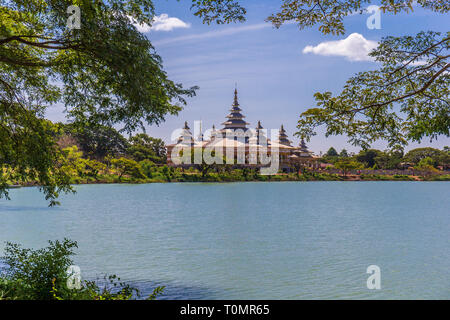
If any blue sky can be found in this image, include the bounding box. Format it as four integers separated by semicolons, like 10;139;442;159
47;0;450;154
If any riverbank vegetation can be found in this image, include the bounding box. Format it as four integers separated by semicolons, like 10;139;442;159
2;124;449;187
0;239;164;300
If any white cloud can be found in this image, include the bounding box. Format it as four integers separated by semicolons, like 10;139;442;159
302;33;378;61
151;14;190;32
130;14;190;33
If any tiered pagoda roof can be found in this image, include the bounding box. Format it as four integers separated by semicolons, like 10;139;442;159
177;121;194;145
299;138;309;152
221;88;249;132
277;124;292;146
255;120;268;145
169;88;316;159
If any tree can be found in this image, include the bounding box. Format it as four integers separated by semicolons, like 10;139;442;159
0;0;200;204
415;157;436;171
60;145;85;178
128;133;166;163
190;0;246;24
83;159;107;181
111;157;146;181
265;1;450;148
374;149;404;169
436;148;450;167
62;123;130;160
339;149;349;158
326;147;338;157
334;159;362;177
356;149;383;168
139;159;156;179
404;147;444;165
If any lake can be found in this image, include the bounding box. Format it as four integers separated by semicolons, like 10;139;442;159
0;182;449;299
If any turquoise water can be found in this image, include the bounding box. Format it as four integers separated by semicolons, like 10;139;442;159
0;182;449;299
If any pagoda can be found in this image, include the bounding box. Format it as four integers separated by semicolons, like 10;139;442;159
299;138;309;152
165;87;320;172
277;124;292;146
220;88;249;136
296;138;313;157
255;120;268;145
177;121;194;145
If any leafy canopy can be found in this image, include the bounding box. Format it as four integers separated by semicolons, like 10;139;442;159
264;1;449;148
128;133;166;163
266;0;448;36
297;31;449;149
61;123;130;160
0;0;201;204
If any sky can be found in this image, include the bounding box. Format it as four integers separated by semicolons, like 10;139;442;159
46;0;450;155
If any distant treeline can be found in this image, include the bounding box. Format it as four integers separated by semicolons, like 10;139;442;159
53;125;450;183
319;146;449;174
3;123;449;186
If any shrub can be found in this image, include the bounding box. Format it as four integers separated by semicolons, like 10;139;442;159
0;239;164;300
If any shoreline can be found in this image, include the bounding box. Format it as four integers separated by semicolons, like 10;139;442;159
8;173;450;188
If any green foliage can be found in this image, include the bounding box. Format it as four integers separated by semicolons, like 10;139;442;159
190;0;247;25
266;1;447;35
139;159;156;178
83;159;107;180
415;157;438;172
0;118;73;206
326;147;338;157
1;239;77;300
356;149;383;168
269;1;450;148
128;133;166;163
334;159;363;176
359;173;416;181
374;149;403;170
404;147;445;165
339;149;349;158
423;174;450;181
111;157;146;181
0;239;164;300
0;0;197;204
62;124;130;159
297;31;449;149
60;146;106;182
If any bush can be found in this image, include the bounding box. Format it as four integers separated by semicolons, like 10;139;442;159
0;239;164;300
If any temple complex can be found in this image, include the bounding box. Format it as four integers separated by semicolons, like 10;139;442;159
167;88;320;172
